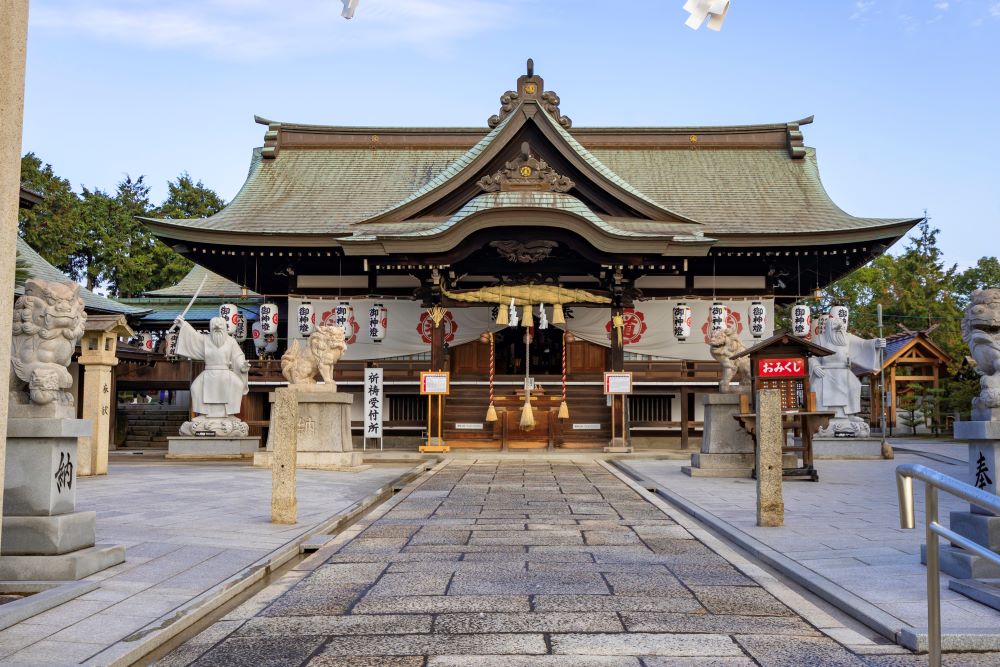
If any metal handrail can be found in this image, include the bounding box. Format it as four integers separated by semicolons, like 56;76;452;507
895;463;1000;667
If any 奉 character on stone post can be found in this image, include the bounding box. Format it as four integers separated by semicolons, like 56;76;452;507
173;316;251;436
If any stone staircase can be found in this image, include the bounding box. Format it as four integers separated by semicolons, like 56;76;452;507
444;379;611;450
118;404;189;449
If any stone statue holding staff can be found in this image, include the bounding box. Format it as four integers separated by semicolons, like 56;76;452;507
169;273;251;436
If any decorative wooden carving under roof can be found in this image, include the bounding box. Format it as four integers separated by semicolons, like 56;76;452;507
477;141;575;194
489;58;572;130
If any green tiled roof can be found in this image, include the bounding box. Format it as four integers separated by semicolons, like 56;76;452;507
15;238;148;316
346;192;669;241
142;120;914;240
145;265;259;298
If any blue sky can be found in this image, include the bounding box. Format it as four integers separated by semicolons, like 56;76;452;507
20;0;1000;269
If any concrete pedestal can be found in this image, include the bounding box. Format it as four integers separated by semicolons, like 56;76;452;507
0;418;124;580
166;436;260;460
255;389;367;471
683;394;755;478
927;421;1000;581
812;437;884;460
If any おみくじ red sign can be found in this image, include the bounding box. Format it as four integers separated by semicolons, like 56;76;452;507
757;358;806;378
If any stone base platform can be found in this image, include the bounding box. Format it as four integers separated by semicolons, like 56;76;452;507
950;578;1000;612
253;450;369;472
0;511;96;556
167;436;260;460
0;544;125;581
812;437;885;460
682;452;798;478
923;543;1000;580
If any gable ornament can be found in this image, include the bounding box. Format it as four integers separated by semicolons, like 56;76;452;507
477;142;575;194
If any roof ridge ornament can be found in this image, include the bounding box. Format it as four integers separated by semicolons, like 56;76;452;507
488;58;572;130
477;141;575;193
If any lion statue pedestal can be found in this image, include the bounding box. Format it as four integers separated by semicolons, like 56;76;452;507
927;290;1000;590
0;280;125;581
254;326;368;471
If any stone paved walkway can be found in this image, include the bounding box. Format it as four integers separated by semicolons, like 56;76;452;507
161;459;1000;666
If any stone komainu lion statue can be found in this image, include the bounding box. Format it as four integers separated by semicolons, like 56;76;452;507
961;288;1000;413
11;279;87;405
280;325;348;388
708;325;751;394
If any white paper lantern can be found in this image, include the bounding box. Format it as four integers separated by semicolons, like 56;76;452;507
164;330;179;357
749;301;767;339
829;304;850;330
334;301;353;333
234;313;248;343
791;304;811;337
297;302;316;337
672;303;692;340
219;303;238;334
368;303;387;343
259;303;279;334
709;302;728;334
251;321;266;350
137;332;154;352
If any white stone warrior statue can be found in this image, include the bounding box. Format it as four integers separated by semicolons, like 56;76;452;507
173;316;251;436
10;279;86;408
962;288;1000;420
810;317;884;437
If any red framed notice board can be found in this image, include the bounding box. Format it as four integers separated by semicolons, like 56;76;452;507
420;372;450;395
603;372;633;394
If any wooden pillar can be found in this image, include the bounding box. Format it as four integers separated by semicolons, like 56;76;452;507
889;365;897;429
431;318;445;372
610;305;624;372
0;0;29;554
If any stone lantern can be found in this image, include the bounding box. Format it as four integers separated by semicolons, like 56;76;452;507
77;314;134;477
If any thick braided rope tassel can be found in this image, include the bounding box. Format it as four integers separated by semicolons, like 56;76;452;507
558;331;569;420
486;332;497;422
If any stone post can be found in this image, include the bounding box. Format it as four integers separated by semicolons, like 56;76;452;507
270;388;298;524
0;0;30;553
77;315;133;476
755;389;784;527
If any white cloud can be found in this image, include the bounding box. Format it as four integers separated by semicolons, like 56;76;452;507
850;0;876;21
991;1;1000;16
933;2;949;10
30;0;517;61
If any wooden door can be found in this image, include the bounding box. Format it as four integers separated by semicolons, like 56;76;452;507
450;340;491;376
567;340;606;374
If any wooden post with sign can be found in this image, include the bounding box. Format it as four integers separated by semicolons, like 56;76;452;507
419;371;450;453
603;371;633;453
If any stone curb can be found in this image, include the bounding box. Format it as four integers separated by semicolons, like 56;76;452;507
78;460;438;667
609;460;1000;653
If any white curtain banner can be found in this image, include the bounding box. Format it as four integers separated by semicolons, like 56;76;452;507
288;298;773;362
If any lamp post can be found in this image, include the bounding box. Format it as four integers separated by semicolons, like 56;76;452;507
0;0;30;553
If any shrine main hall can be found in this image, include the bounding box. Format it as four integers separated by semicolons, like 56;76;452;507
138;61;918;451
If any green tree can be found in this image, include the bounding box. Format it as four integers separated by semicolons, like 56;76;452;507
953;257;1000;306
897;383;924;436
18;153;82;274
154;173;225;219
148;173;226;288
